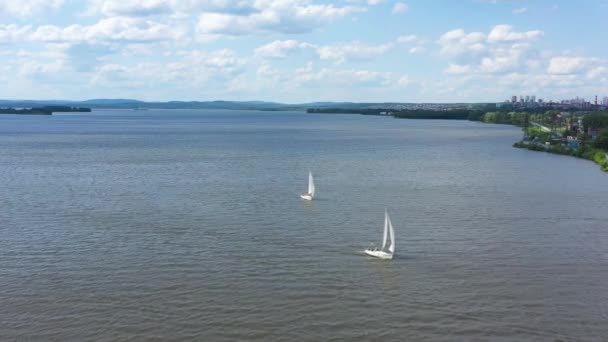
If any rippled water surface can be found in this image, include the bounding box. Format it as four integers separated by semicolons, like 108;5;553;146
1;110;607;341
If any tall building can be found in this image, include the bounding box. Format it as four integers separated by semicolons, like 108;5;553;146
511;95;517;103
531;95;536;103
525;95;530;103
602;96;608;106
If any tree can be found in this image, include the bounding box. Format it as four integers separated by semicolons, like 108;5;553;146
593;130;608;149
582;112;608;132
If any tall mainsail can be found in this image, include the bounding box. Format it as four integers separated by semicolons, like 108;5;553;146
308;171;315;197
387;212;395;254
381;209;388;250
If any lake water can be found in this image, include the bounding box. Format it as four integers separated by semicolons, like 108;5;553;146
1;110;607;341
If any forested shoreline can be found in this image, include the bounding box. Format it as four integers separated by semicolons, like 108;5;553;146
0;106;92;115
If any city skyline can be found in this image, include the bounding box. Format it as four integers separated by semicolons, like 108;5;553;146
1;0;608;102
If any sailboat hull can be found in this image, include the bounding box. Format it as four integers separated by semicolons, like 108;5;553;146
364;249;393;260
300;194;313;200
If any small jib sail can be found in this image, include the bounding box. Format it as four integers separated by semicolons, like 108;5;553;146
300;171;315;200
364;209;395;259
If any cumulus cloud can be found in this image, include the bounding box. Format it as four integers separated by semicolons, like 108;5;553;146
438;24;547;76
87;0;365;40
547;57;592;75
392;2;409;14
87;0;256;17
195;1;365;39
0;0;64;18
88;0;172;17
0;25;32;43
445;64;472;74
439;24;544;76
255;39;396;62
295;63;392;86
257;63;280;78
316;41;393;63
438;29;486;55
498;72;585;89
254;40;315;59
587;66;608;79
160;49;247;86
24;17;186;43
487;24;543;43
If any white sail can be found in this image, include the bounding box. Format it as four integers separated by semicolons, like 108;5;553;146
308;171;315;197
381;209;388;250
387;212;395;254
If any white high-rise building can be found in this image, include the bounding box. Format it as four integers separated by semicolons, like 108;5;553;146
531;95;536;103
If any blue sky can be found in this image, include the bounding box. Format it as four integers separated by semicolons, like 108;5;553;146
1;0;607;103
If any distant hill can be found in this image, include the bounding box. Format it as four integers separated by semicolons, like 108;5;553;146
0;99;494;111
0;99;296;110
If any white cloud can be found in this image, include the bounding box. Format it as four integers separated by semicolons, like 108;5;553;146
392;2;409;14
512;7;528;14
316;41;393;63
345;0;383;5
0;0;63;18
295;65;392;86
438;29;486;55
487;25;543;43
547;57;591;75
397;34;418;43
438;25;546;77
27;17;186;43
479;55;517;73
254;40;315;59
408;46;425;54
498;72;585;89
398;75;412;86
257;63;280;78
445;64;472;74
88;0;171;17
0;25;32;43
587;66;608;79
397;34;426;53
159;49;247;85
87;0;257;17
195;1;365;39
256;39;396;63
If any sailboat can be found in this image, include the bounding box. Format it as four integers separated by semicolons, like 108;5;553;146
364;209;395;260
300;171;315;200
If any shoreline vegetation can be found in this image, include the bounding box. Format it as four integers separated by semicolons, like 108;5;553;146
0;106;91;115
307;106;608;173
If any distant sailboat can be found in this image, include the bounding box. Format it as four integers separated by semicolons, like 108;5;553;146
300;171;315;200
364;209;395;260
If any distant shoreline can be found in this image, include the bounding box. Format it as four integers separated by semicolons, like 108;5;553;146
0;106;92;115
